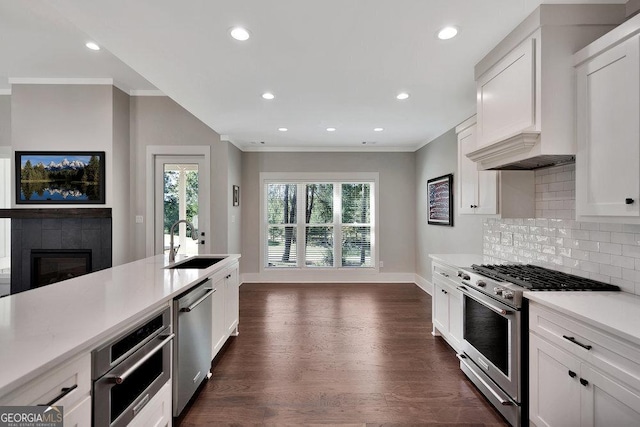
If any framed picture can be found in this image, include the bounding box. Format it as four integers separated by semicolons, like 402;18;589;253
427;173;453;226
233;185;240;206
15;151;106;204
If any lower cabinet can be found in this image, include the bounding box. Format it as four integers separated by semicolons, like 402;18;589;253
431;261;463;352
529;303;640;427
0;352;92;426
211;261;240;359
127;381;172;427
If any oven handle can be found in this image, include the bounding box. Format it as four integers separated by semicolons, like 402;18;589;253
457;286;513;316
457;354;513;406
110;333;175;384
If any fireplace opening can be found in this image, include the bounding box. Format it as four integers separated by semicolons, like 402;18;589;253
31;250;92;289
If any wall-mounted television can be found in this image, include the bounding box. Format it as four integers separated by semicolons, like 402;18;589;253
15;151;106;204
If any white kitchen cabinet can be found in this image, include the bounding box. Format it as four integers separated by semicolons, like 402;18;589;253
456;116;535;218
469;4;623;170
211;272;227;359
529;302;640;427
457;117;498;215
431;261;463;352
0;352;92;426
127;381;172;427
225;264;240;337
575;14;640;220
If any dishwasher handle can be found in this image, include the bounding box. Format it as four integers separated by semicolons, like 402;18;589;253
180;288;215;312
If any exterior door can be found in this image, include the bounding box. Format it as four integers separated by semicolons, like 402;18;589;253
154;155;209;256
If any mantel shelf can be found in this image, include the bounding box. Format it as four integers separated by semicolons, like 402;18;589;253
0;208;112;219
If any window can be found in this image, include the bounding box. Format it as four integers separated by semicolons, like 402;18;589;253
263;174;377;270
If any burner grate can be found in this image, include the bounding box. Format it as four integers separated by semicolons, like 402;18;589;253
471;264;620;291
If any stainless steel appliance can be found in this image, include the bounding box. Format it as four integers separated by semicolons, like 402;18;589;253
456;264;619;427
92;306;173;427
173;279;214;416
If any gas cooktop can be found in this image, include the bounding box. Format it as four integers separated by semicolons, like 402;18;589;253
471;264;620;292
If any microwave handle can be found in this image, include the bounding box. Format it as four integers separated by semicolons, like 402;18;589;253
458;286;512;316
110;333;175;384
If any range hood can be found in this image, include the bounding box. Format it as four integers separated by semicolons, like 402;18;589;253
465;130;575;170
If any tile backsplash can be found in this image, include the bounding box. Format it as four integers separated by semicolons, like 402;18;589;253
483;164;640;295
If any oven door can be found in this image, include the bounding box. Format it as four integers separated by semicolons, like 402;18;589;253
93;329;173;427
458;285;521;402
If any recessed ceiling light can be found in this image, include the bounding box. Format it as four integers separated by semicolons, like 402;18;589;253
437;26;458;40
85;42;100;51
396;92;410;100
374;127;384;132
326;127;336;132
278;127;288;132
230;27;251;41
262;92;275;100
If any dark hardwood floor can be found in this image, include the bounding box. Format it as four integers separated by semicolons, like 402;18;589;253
180;283;507;426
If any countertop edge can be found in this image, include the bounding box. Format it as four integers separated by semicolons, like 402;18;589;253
525;291;640;347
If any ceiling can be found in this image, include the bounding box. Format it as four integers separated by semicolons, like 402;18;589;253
1;1;628;151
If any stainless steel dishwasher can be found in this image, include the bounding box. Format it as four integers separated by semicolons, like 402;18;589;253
173;279;214;416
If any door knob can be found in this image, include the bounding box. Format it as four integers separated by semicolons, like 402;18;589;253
626;198;634;205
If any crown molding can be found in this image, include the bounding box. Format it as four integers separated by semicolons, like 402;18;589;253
129;89;165;97
8;77;114;86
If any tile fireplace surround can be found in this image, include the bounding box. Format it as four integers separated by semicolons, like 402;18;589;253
0;209;112;295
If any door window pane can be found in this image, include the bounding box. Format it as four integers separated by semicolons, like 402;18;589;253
163;164;199;255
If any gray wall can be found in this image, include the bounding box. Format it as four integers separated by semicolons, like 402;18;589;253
227;143;242;254
0;96;10;147
129;96;238;260
10;84;132;264
241;151;416;275
415;128;484;280
112;88;131;265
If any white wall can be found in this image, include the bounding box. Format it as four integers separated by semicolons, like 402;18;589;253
415;128;485;282
129;96;240;260
241;151;416;279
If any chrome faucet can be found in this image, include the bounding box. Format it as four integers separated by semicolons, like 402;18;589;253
169;219;198;262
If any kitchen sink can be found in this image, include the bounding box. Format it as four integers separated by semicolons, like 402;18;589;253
167;256;227;269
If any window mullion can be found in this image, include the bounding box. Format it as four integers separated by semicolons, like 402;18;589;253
334;183;341;269
297;183;306;269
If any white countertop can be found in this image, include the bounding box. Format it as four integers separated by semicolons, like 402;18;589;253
429;253;485;269
0;253;240;397
525;291;640;347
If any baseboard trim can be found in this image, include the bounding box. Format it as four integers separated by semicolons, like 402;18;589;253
241;272;416;284
414;274;433;296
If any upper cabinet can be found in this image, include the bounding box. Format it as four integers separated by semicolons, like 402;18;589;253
574;13;640;220
456;116;535;218
469;4;625;171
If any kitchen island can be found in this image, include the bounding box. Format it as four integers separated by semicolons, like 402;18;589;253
0;253;240;423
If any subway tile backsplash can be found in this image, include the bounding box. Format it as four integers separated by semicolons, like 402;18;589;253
483;164;640;295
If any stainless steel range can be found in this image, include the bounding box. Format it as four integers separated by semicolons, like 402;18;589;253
456;264;619;427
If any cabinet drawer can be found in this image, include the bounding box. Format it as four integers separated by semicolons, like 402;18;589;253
0;352;91;408
530;302;640;391
432;262;459;285
64;395;91;427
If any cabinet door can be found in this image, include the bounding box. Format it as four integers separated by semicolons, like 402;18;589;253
224;267;239;336
448;287;463;351
530;333;581;427
576;35;640;217
580;365;640;427
458;126;479;215
477;38;537;147
63;395;91;427
458;124;498;215
433;281;450;335
211;275;227;358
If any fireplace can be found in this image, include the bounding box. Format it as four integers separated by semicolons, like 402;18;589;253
31;250;92;289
